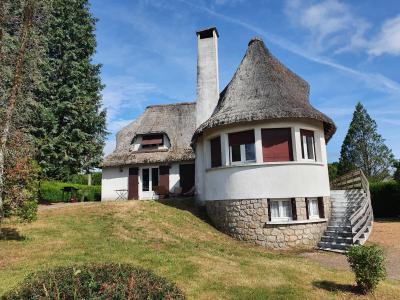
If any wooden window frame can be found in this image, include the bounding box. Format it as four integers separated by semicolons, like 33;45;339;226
261;128;294;163
300;129;316;161
228;130;256;165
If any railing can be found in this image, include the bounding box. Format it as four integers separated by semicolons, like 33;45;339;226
331;169;373;245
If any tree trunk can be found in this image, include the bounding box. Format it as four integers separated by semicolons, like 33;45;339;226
0;0;35;222
87;173;92;186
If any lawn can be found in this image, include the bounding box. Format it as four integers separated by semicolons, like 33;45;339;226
0;200;399;299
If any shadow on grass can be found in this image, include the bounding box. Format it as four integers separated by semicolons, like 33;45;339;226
0;227;25;241
158;197;211;223
313;280;362;295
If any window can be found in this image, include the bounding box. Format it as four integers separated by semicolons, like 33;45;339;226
142;168;149;191
307;197;319;219
262;128;293;162
141;134;163;149
228;130;255;164
301;129;316;160
269;199;293;222
210;136;222;167
306;197;324;219
151;168;159;188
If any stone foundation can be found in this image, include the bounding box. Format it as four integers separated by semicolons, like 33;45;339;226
206;197;330;249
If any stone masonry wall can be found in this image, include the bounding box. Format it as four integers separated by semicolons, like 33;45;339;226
206;197;330;249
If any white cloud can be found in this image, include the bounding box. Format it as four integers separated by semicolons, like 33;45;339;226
103;139;116;156
178;0;400;96
284;0;369;54
368;15;400;56
214;0;245;5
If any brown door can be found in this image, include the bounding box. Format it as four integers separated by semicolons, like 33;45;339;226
128;167;139;200
179;163;195;193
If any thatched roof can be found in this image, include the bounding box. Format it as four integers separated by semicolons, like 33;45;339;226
102;102;196;167
192;37;336;143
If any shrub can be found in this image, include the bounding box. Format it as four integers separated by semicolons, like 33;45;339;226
346;245;386;294
17;200;38;222
370;181;400;218
65;172;102;186
39;181;101;203
3;263;186;300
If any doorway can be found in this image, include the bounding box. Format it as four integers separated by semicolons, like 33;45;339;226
179;163;195;194
140;167;159;199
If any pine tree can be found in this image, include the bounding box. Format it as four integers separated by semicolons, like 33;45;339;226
338;102;395;180
32;0;106;179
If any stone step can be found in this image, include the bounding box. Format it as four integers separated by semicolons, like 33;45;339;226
321;236;353;244
318;241;352;251
324;230;353;238
327;225;352;231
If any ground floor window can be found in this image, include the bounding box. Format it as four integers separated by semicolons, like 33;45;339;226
270;199;293;221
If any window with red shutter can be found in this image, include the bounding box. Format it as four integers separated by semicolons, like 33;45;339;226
210;136;222;168
261;128;293;162
228;130;255;164
141;134;163;148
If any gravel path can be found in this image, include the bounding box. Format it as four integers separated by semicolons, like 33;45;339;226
301;219;400;280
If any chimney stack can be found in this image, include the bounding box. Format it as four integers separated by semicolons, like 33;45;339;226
196;27;220;127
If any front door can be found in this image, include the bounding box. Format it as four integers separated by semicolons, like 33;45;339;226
179;163;195;194
140;167;159;199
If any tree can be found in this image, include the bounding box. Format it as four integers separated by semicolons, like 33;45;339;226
338;102;395;180
328;162;339;181
31;0;107;180
0;0;45;221
394;160;400;183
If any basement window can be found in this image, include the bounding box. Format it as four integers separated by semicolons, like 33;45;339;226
269;199;293;222
228;130;256;165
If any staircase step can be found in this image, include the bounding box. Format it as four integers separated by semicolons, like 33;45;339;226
324;230;353;238
318;241;352;251
327;225;352;231
321;236;353;244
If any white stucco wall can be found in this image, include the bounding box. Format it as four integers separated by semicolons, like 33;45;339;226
101;162;191;201
197;119;331;201
101;167;128;201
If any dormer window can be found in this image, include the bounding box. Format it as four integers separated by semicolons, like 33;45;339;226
141;134;163;149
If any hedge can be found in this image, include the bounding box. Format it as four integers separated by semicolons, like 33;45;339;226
2;263;185;299
39;181;101;203
64;172;102;186
370;181;400;218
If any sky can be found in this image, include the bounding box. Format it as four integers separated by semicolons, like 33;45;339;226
90;0;400;162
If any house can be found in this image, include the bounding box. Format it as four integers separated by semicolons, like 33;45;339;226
102;27;373;250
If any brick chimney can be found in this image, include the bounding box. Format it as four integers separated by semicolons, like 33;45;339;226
196;27;220;128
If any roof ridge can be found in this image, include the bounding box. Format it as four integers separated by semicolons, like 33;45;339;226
146;101;195;109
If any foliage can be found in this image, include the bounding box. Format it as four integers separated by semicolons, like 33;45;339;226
328;162;339;181
65;172;102;186
31;0;107;180
337;102;395;181
370;180;400;218
394;160;400;183
2;263;185;300
346;245;387;294
0;0;48;221
40;181;101;202
2;132;41;222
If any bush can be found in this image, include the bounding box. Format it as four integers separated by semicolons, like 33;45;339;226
346;245;386;294
2;263;185;300
17;200;38;222
39;181;101;203
370;181;400;218
65;172;102;186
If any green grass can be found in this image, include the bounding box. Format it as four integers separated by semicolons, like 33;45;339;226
0;200;399;299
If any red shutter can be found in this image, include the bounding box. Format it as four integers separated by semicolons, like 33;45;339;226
210;136;222;167
128;167;139;200
159;166;170;192
291;198;297;220
261;128;293;162
318;197;325;218
141;134;163;145
228;130;255;146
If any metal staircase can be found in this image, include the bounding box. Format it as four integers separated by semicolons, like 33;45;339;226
318;170;374;252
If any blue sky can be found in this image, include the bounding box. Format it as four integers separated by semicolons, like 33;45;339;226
91;0;400;162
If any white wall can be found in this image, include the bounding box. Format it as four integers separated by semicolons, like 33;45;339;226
169;163;180;192
101;167;128;201
195;138;206;205
198;119;331;201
